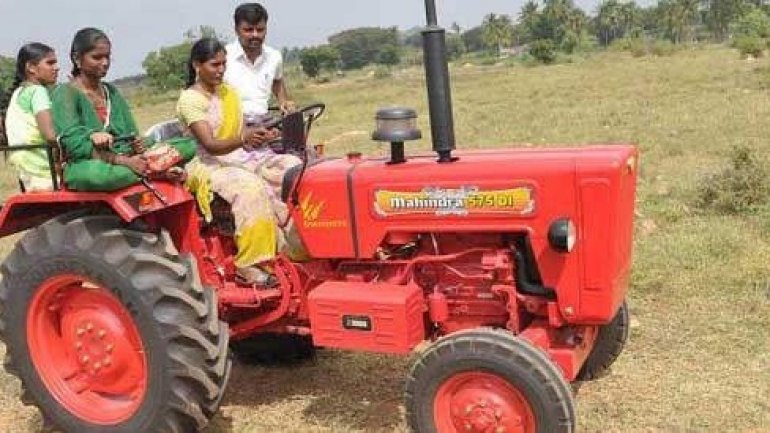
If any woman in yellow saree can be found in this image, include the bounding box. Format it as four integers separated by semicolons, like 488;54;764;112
177;38;281;285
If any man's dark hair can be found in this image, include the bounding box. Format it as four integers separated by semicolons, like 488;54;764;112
234;3;268;26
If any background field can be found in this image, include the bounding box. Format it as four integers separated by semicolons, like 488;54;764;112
0;45;769;432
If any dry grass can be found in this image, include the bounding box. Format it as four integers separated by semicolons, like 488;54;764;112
1;45;770;432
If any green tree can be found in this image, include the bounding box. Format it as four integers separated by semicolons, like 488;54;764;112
657;0;700;43
462;26;487;52
328;27;400;69
530;38;558;62
142;42;192;91
482;13;514;54
1;56;17;121
142;26;224;91
703;0;750;40
730;5;770;37
522;0;589;52
446;33;467;59
595;0;641;46
299;45;340;78
376;44;401;65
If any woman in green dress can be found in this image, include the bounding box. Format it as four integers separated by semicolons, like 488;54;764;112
52;28;194;191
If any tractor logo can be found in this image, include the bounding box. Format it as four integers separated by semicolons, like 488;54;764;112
374;186;535;217
300;193;348;229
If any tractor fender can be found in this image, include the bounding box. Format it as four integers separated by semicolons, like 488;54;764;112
0;182;194;238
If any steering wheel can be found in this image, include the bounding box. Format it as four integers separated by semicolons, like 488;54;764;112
259;103;326;155
263;103;326;130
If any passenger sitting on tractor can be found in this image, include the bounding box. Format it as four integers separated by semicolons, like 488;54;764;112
2;43;59;191
52;28;195;191
224;3;302;199
177;38;283;286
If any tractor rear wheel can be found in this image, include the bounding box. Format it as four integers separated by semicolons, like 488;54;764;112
405;328;575;433
576;301;629;381
0;214;231;433
230;333;316;365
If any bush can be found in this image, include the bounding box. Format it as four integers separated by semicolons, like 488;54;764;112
609;38;647;57
730;7;770;39
696;145;769;215
733;36;765;58
529;39;557;64
299;45;340;78
651;40;677;56
373;66;392;79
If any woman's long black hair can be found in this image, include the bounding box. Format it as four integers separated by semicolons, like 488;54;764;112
186;38;226;87
0;42;55;115
70;27;110;77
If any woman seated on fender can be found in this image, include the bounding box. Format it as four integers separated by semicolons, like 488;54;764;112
177;37;284;286
2;43;59;191
53;28;195;191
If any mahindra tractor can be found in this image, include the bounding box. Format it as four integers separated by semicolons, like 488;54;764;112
0;2;637;432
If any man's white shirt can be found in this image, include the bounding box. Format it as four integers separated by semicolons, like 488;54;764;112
224;41;283;116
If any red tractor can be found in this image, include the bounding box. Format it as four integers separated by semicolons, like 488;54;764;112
0;2;637;432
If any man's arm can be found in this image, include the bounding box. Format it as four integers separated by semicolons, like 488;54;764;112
272;78;295;113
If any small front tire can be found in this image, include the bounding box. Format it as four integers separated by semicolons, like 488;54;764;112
405;328;575;433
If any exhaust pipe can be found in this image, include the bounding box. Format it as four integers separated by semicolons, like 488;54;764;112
422;0;457;163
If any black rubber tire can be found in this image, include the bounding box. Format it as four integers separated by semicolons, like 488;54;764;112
0;214;232;433
405;328;575;433
230;333;316;365
576;301;629;381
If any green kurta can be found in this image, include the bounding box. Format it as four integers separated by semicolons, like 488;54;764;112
52;82;195;191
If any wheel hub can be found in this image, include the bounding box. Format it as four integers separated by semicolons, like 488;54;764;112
27;275;148;424
436;372;535;433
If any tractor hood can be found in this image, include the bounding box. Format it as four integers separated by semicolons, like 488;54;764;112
292;144;638;322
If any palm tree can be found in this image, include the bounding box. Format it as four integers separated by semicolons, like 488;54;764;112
483;13;515;54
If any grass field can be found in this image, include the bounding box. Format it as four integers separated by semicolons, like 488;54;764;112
0;45;769;432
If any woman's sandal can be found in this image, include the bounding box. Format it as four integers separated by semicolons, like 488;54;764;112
236;266;278;288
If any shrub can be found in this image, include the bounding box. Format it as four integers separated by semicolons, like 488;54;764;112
529;39;557;64
609;38;647;57
733;36;765;58
651;40;677;56
373;66;392;80
696;145;769;214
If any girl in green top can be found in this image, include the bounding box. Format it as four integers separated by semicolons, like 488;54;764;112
2;43;59;191
52;28;195;191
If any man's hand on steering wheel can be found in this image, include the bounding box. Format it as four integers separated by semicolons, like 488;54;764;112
279;99;297;115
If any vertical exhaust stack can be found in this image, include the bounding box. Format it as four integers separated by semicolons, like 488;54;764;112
422;0;457;163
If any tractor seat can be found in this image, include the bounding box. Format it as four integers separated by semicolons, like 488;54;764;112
145;119;186;143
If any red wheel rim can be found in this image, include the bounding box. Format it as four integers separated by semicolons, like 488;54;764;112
434;371;536;433
27;274;148;425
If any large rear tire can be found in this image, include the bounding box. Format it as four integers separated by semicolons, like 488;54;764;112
0;214;231;433
405;328;575;433
576;301;629;381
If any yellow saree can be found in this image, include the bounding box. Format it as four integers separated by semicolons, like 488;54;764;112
182;84;277;268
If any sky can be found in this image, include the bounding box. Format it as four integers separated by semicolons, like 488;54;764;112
0;0;607;79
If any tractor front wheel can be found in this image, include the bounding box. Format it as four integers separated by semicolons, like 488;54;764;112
0;214;231;433
405;328;575;433
576;301;629;381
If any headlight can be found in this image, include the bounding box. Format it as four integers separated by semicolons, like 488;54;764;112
548;218;577;253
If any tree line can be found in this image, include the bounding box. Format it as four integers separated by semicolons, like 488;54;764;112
1;0;770;94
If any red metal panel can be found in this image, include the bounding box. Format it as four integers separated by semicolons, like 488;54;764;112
574;147;638;322
0;182;195;237
291;159;357;257
308;282;426;354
